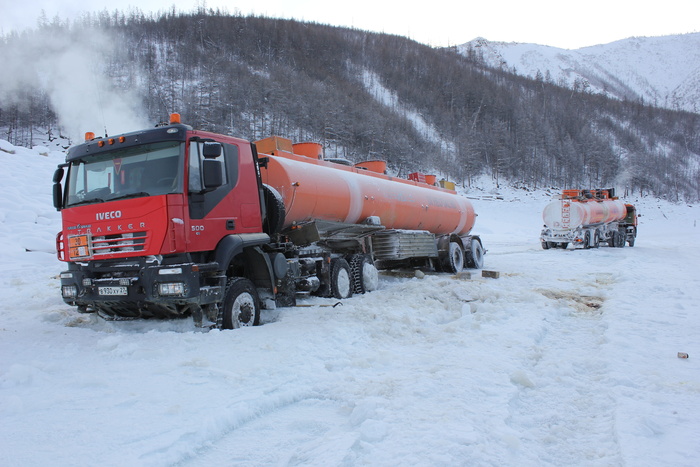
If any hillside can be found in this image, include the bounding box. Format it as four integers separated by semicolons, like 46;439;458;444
459;34;700;113
0;10;698;200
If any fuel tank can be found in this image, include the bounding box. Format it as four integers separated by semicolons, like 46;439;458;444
543;198;627;231
258;147;476;236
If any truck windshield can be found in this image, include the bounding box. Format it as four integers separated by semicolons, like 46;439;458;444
65;141;184;207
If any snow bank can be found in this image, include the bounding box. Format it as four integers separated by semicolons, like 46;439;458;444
0;141;698;466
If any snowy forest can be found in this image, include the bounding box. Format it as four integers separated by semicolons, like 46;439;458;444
1;8;699;201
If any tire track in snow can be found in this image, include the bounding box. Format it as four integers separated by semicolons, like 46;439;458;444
504;273;624;465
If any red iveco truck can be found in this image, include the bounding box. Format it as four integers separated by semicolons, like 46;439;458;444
54;114;484;328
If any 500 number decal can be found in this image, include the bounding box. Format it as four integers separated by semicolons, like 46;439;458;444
191;225;205;235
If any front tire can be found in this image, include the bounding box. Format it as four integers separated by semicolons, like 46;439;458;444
220;278;260;329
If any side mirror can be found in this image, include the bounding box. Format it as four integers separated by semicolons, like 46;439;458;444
53;183;63;210
53;167;65;183
203;142;222;158
202;159;223;191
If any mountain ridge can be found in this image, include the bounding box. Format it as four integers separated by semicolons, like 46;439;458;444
458;33;700;113
1;12;698;200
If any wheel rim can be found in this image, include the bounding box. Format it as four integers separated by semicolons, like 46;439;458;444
336;268;351;298
449;243;464;273
232;292;256;327
471;240;484;268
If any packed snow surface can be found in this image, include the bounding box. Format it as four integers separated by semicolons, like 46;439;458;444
1;140;699;466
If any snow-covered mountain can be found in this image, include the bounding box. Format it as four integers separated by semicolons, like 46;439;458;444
458;33;700;113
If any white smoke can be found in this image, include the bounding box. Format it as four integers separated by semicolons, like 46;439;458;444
0;26;149;141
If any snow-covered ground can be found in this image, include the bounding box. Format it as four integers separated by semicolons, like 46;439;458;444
1;140;698;466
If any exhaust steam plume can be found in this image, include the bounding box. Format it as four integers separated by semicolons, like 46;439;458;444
0;26;149;143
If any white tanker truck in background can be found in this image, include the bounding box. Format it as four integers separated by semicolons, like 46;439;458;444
540;189;638;249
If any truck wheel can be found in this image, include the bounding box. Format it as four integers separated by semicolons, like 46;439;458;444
220;277;260;329
262;185;285;235
541;241;550;250
608;232;617;247
593;231;601;248
628;236;635;247
444;242;464;273
583;231;591;249
616;230;625;248
330;258;353;299
349;254;378;294
465;238;484;269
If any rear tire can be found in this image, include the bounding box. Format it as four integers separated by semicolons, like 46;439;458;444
583;231;591;249
220;277;260;329
349;254;378;294
330;258;353;299
444;242;464;273
465;238;484;269
608;232;617;247
617;230;625;248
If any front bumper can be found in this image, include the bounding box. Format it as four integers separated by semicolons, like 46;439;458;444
60;257;224;318
540;228;585;248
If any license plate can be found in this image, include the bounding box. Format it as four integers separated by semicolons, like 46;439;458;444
98;286;128;296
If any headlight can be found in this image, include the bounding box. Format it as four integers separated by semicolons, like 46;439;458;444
158;282;185;296
62;285;77;298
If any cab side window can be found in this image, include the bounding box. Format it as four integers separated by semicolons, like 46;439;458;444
188;141;228;192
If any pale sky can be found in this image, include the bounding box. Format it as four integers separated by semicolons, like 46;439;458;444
1;0;698;49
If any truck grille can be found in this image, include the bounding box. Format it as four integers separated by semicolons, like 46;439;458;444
91;231;147;257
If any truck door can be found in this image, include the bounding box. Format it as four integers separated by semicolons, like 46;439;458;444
186;139;262;252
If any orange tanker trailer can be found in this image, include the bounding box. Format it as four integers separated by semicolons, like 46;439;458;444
255;136;483;278
540;189;637;249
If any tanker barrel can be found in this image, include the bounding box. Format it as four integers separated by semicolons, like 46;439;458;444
261;153;477;236
543;198;627;230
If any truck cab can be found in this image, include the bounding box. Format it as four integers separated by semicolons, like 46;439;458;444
54;115;271;325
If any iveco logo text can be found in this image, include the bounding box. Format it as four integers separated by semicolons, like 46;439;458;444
96;210;122;220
